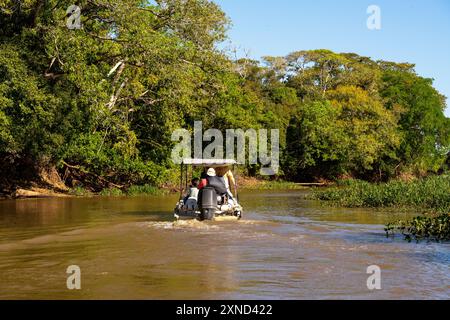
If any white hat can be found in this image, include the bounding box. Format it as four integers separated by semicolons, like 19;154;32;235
207;168;216;177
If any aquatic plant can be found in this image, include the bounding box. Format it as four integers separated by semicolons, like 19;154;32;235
385;214;450;242
312;176;450;213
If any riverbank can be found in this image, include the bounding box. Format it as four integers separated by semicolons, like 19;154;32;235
238;177;325;190
69;184;170;197
0;177;317;200
0;184;169;199
0;185;71;200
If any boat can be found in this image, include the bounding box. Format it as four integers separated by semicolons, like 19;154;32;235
174;159;243;221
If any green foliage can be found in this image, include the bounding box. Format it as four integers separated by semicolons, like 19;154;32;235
0;43;62;157
70;184;164;196
284;100;342;178
281;50;448;181
99;187;124;197
0;1;448;190
242;180;306;191
69;186;93;196
284;85;401;180
0;0;232;188
312;176;450;214
385;214;450;242
126;184;167;196
380;69;450;174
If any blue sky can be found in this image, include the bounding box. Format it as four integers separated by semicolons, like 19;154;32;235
213;0;450;116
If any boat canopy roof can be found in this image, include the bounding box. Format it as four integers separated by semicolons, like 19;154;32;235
181;158;237;167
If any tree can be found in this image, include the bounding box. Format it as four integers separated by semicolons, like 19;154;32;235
284;86;401;180
284;100;343;180
0;0;232;188
1;3;448;189
380;69;450;175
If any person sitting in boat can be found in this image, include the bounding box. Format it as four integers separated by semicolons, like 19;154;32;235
183;178;199;211
198;169;208;190
198;168;227;193
200;168;235;211
216;167;238;205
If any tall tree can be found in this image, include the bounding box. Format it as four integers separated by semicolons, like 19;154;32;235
380;68;450;174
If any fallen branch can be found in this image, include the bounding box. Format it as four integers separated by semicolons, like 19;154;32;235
60;160;124;189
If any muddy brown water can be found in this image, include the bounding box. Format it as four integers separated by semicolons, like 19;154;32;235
0;190;448;299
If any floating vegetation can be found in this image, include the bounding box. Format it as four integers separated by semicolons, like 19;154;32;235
312;176;450;214
312;176;450;242
385;214;450;242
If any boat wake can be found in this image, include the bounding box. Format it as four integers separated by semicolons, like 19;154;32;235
145;220;221;231
144;218;270;232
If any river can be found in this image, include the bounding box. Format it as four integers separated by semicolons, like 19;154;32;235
0;190;448;299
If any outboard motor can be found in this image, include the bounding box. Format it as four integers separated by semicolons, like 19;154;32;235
199;187;217;221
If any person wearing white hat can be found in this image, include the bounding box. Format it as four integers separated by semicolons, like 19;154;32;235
202;167;227;195
206;167;216;177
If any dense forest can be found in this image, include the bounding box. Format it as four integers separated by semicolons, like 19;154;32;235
1;0;449;193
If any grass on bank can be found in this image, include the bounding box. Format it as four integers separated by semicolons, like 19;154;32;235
312;175;450;214
312;175;450;241
70;184;167;197
240;178;308;190
68;178;307;197
70;186;93;197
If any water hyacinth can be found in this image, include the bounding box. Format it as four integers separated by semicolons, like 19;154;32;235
385;215;450;242
312;176;450;214
313;176;450;241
